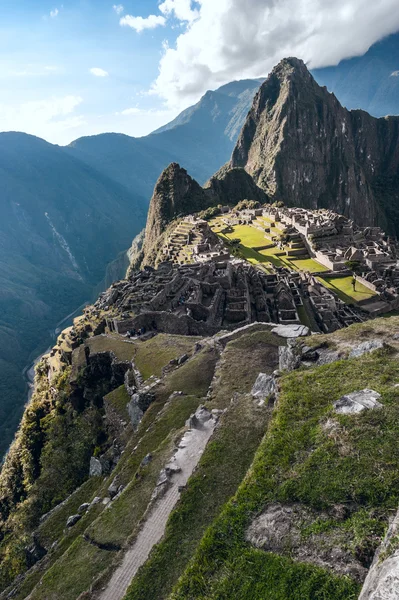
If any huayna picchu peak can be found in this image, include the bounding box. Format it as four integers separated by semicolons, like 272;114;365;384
232;57;399;234
2;49;399;600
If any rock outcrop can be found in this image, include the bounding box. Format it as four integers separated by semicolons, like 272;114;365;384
231;57;399;233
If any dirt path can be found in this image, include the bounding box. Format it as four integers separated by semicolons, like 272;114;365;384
98;408;216;600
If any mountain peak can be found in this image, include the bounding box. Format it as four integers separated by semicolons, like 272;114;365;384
231;55;399;232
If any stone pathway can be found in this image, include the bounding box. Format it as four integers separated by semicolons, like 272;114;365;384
98;408;216;600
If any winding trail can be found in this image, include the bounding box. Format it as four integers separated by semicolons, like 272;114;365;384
98;411;216;600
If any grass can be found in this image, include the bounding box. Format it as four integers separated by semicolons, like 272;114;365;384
134;334;200;380
170;346;399;600
73;333;200;381
29;535;110;600
210;330;285;409
104;385;130;421
213;223;327;274
224;224;271;248
318;276;377;304
37;477;102;549
124;394;272;600
289;257;329;273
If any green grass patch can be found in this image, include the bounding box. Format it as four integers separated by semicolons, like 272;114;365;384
170;347;399;600
219;224;270;248
134;334;200;380
37;477;102;549
104;385;130;421
29;536;110;600
289;258;329;273
318;276;377;304
124;395;272;600
211;331;285;409
73;334;199;381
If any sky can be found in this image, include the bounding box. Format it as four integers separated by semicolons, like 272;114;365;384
1;0;399;145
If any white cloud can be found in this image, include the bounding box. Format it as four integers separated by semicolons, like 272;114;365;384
90;67;109;77
159;0;199;22
50;8;59;18
391;70;399;77
116;106;172;117
149;0;399;108
113;4;124;16
120;14;166;33
119;107;142;116
9;65;60;77
0;95;84;144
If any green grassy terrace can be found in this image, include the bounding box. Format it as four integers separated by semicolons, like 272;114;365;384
169;343;399;600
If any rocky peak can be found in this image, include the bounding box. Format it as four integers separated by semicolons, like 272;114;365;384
231;56;399;233
142;163;209;263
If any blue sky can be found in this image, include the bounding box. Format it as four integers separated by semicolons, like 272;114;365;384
1;0;398;145
0;1;183;143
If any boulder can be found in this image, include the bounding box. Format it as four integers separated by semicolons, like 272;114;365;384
359;509;399;600
251;373;277;405
178;354;189;365
349;340;384;358
89;457;102;477
279;341;301;372
334;389;383;414
66;514;81;528
271;324;310;339
108;481;119;499
78;503;90;513
127;400;144;429
140;453;153;468
186;406;213;429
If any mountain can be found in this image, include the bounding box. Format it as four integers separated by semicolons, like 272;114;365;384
313;32;399;117
0;132;147;456
231;57;399;233
66;78;264;198
141;162;268;266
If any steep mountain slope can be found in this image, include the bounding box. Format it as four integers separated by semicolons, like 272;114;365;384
0;132;147;456
140;162;267;266
66;79;263;197
231;57;399;232
313;32;399;117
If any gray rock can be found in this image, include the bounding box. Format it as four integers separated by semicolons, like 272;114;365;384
157;469;169;487
78;503;90;513
108;481;119;499
127;399;144;429
89;457;102;477
271;324;310;339
279;342;301;372
251;373;277;405
178;353;189;365
66;514;81;528
90;496;101;506
186;406;213;429
349;340;384;358
102;497;111;506
316;349;341;365
359;510;399;600
140;453;153;467
246;503;366;581
334;389;383;414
